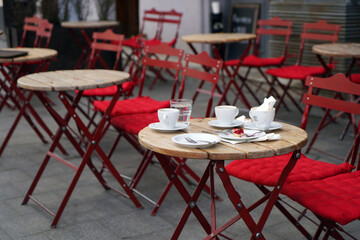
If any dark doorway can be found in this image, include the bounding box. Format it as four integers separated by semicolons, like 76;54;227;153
116;0;139;38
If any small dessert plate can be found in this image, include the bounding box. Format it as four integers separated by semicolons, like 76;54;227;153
149;122;188;132
218;129;266;141
172;133;221;148
208;119;244;128
243;122;283;131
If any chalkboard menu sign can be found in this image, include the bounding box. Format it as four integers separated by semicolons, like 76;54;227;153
225;3;259;60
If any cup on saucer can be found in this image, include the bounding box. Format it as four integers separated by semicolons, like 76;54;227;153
249;107;275;131
215;105;239;125
158;108;179;129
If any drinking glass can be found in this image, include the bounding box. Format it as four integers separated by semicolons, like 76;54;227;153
170;99;193;126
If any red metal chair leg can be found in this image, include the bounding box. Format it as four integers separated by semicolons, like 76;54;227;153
154;152;212;239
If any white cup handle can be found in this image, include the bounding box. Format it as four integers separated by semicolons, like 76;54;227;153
235;108;239;117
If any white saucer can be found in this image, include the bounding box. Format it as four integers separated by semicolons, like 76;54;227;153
208;119;244;128
149;122;188;132
243;122;283;131
218;129;266;141
172;133;221;148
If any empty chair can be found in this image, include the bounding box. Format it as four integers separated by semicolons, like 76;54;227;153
224;16;293;105
266;20;341;113
225;73;360;239
283;97;360;240
122;8;163;69
148;9;183;90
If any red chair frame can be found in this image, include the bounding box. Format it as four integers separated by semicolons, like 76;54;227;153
266;20;341;113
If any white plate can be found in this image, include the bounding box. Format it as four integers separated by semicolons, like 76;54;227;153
172;133;221;148
149;122;188;132
218;129;266;141
243;122;283;131
208;119;244;128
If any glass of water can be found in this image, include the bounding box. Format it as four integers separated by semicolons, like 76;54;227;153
170;99;193;126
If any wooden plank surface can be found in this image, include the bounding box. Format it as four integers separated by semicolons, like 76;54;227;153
181;33;256;44
17;69;129;91
138;118;307;160
61;21;119;29
0;48;57;64
312;43;360;58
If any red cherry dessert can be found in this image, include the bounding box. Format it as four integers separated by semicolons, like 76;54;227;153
232;128;244;137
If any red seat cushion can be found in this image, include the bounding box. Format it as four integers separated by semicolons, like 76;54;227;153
225;55;285;67
225;153;353;186
266;65;327;80
123;37;161;48
110;112;158;135
93;96;170;116
282;171;360;225
81;81;134;97
350;74;360;84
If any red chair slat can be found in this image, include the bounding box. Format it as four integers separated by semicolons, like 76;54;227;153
305;73;360;95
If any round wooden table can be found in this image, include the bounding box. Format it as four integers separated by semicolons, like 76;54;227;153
18;69;143;228
61;20;119;29
312;43;360;76
0;47;57;64
0;47;58;156
61;21;119;69
138;118;307;239
182;33;257;109
182;33;256;45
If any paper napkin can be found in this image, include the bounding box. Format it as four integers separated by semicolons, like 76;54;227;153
257;96;276;111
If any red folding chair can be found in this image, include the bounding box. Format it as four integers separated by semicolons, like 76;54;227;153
148;9;183;90
225;73;360;239
281;75;360;240
0;17;59;156
226;16;293;106
72;29;139;129
108;50;223;215
266;20;341;113
20;16;43;47
122;8;163;70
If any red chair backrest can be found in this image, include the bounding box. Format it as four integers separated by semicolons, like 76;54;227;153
255;16;293;57
88;29;124;70
21;16;50;47
179;51;223;117
137;43;184;98
297;20;341;65
140;8;163;41
34;20;53;48
301;73;360;167
159;9;183;46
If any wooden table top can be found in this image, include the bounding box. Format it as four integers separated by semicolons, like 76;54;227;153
0;47;57;64
139;118;307;160
181;33;256;44
61;21;119;29
17;69;129;92
312;43;360;58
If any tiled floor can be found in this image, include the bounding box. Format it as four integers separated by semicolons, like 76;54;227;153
0;67;359;240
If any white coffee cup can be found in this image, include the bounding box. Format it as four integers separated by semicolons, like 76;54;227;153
249;107;275;130
158;108;179;129
215;105;239;125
